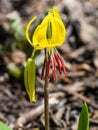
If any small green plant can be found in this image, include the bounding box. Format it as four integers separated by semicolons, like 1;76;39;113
78;102;89;130
0;121;12;130
24;7;66;130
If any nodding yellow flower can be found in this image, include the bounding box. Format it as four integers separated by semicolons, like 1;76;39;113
25;7;67;102
25;7;66;50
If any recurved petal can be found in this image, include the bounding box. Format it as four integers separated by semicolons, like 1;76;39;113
25;16;37;46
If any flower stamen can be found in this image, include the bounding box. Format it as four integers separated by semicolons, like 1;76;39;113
41;56;47;79
54;53;62;74
47;53;51;79
53;56;57;81
57;53;66;74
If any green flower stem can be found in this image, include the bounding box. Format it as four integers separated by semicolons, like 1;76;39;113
44;49;49;130
31;49;36;58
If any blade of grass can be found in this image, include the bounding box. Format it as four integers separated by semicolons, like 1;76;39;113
78;102;89;130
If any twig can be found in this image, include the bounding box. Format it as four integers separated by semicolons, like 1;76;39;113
62;87;98;109
15;98;58;130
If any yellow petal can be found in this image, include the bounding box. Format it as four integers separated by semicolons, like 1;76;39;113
32;18;49;49
52;7;61;20
25;16;37;46
48;14;66;47
25;7;66;50
32;12;66;48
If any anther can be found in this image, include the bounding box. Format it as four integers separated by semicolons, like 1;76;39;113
54;53;62;74
41;57;46;79
57;53;66;75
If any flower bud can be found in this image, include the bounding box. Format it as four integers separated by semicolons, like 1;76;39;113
24;58;36;102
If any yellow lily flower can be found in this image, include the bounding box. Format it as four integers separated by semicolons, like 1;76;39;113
24;7;66;102
25;7;66;50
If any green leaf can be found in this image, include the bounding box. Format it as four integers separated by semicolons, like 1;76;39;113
0;121;12;130
78;102;89;130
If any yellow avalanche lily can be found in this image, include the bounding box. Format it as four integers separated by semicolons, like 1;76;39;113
25;7;66;102
25;7;66;50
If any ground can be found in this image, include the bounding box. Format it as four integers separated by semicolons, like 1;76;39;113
0;0;98;130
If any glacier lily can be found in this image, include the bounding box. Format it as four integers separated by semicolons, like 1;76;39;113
24;7;67;130
25;7;66;82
